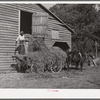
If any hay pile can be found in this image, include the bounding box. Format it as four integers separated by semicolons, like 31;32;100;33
12;36;67;73
26;51;57;73
26;36;67;73
50;47;67;69
28;36;49;52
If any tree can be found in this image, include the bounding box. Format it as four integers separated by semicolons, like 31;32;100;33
50;4;100;53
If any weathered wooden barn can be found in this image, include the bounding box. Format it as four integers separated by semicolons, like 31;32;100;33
0;4;74;71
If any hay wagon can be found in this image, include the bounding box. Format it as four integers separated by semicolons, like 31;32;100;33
12;53;65;73
12;37;67;74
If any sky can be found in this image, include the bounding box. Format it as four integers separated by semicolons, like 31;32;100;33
42;4;55;9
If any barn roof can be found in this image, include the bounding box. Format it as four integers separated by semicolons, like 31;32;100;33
37;4;75;34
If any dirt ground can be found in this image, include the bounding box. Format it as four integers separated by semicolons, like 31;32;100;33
0;63;100;88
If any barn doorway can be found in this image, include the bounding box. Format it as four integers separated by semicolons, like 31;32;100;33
53;42;70;52
20;10;32;34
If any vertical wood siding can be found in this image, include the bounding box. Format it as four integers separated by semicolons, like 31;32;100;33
32;12;48;36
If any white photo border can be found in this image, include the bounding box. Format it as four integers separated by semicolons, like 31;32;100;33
0;1;100;99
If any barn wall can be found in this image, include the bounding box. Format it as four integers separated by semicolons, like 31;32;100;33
0;4;45;71
45;15;72;50
0;4;18;71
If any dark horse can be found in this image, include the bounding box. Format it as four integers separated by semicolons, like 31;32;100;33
66;51;85;71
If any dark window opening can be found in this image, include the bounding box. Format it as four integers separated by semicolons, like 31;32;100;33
20;10;32;34
53;42;70;51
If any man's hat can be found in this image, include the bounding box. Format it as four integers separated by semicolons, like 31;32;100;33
20;31;24;34
20;31;24;35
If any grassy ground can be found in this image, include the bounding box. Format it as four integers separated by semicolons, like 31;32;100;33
0;63;100;88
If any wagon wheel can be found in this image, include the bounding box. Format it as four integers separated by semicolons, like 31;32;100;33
51;60;62;73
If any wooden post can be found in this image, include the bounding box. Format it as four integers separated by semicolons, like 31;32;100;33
95;41;98;58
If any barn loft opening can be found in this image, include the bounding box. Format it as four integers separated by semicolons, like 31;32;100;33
20;10;32;34
53;42;70;51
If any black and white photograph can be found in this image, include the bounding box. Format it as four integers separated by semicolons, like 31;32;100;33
0;2;100;91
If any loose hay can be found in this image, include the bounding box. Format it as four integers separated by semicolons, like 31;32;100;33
26;51;56;73
26;47;67;73
12;36;67;74
50;47;67;68
28;36;49;52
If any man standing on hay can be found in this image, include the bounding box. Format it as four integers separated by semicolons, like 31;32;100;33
14;31;25;55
